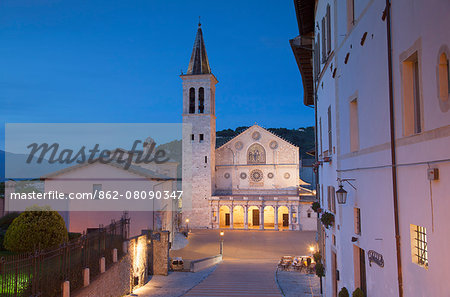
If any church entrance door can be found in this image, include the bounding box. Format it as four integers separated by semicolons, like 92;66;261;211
225;213;230;226
252;209;260;226
282;214;289;227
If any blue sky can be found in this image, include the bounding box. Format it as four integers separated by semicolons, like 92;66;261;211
0;0;313;149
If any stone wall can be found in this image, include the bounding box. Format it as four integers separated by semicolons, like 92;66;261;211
190;254;222;272
152;231;170;275
73;254;131;297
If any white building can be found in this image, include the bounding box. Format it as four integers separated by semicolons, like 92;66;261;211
292;0;450;296
181;23;317;231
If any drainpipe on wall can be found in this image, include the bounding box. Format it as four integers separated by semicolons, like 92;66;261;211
385;1;403;296
314;78;322;295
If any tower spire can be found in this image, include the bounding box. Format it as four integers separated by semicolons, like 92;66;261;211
186;21;211;75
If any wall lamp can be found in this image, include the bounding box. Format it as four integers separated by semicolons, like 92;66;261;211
336;178;357;204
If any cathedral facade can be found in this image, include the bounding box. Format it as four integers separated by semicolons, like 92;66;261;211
181;24;316;231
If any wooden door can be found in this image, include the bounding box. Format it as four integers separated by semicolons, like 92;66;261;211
359;248;367;296
225;213;230;226
332;251;337;297
282;214;289;227
252;209;259;226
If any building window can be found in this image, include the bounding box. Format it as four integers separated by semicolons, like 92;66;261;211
307;210;312;218
315;33;321;77
198;87;205;113
350;98;359;152
189;88;195;114
327;106;332;154
402;52;422;136
93;184;102;199
191;134;194;141
354;208;361;235
314;37;320;78
199;134;204;142
319;118;323;154
204;156;208;163
410;224;428;268
438;52;449;102
347;0;355;31
327;186;336;214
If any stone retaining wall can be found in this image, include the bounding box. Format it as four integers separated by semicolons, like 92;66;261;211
190;254;222;272
73;254;131;297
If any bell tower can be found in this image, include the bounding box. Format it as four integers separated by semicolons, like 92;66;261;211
181;22;218;228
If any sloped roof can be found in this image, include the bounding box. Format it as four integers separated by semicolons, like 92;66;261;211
186;23;211;75
41;159;172;181
216;125;298;151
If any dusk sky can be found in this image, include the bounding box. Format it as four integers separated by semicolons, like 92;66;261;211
0;0;313;149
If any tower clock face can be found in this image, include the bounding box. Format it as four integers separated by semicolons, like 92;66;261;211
250;169;263;182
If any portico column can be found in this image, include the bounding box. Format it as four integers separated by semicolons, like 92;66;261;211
210;203;214;229
296;204;301;231
244;205;249;230
217;202;220;229
274;205;279;231
288;205;293;230
259;205;264;230
230;203;234;229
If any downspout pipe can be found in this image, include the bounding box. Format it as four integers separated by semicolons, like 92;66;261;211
385;1;403;296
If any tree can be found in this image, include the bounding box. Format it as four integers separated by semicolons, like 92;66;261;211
352;288;365;297
339;287;350;297
4;207;68;252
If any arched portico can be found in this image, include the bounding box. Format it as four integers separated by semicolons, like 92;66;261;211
278;206;289;230
247;206;260;229
210;196;310;231
233;205;245;229
264;206;275;229
219;205;231;228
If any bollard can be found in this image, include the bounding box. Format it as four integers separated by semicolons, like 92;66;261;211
100;257;106;273
112;248;118;263
123;241;129;254
62;280;70;297
83;268;90;287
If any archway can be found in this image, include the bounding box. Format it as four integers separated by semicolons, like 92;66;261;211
264;206;275;229
233;206;244;229
278;206;289;230
248;206;259;229
219;205;231;228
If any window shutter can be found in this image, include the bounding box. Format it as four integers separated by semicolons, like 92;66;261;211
328;106;332;153
321;17;326;63
326;5;331;54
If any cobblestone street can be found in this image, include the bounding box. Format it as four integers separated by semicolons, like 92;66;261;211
131;230;320;297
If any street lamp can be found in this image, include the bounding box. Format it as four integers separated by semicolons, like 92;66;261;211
219;231;224;255
309;246;315;253
336;178;357;205
336;185;348;204
185;218;189;233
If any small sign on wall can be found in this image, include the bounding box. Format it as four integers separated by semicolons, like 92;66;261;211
368;250;384;267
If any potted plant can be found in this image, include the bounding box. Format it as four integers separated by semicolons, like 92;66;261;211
352;288;365;297
311;201;321;213
313;251;322;263
339;287;350;297
320;211;335;229
315;262;325;277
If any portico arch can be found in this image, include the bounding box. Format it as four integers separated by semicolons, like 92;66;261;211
219;205;231;228
248;206;260;229
233;205;245;229
264;206;275;229
278;206;289;230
